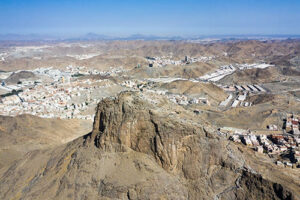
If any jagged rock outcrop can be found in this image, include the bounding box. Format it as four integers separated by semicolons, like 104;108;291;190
0;91;299;200
87;91;299;199
90;92;207;172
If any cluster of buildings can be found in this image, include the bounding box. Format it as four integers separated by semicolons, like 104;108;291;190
218;83;268;109
198;63;274;83
146;55;214;67
0;66;120;120
285;114;300;135
0;80;103;120
121;80;210;106
168;94;209;106
184;55;214;63
121;80;140;89
121;79;211;107
232;92;252;108
198;65;236;82
222;84;266;93
1;65;123;95
223;114;300;169
237;63;273;70
219;92;252;108
34;65;126;80
147;56;182;67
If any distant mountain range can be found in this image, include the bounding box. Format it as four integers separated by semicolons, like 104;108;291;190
0;33;300;41
67;33;185;41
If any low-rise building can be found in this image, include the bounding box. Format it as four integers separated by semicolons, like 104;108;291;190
256;145;264;153
231;100;240;108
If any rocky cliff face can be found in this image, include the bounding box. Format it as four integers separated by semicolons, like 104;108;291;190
91;92;207;173
0;91;299;200
87;91;297;200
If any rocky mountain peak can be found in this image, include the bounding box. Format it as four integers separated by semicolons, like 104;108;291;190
84;91;296;199
89;91;207;172
0;91;297;200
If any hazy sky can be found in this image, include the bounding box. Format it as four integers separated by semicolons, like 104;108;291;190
0;0;300;36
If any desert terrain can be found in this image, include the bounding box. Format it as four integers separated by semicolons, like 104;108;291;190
0;39;300;199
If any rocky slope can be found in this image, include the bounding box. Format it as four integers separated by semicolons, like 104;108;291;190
0;115;92;176
3;71;36;84
219;66;283;84
0;91;299;200
128;62;216;79
159;80;227;104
